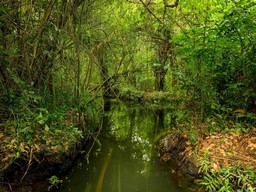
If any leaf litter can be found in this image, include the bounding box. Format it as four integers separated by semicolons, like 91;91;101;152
192;128;256;172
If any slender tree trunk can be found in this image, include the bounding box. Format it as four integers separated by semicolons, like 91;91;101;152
154;68;167;91
126;109;136;141
0;21;11;89
47;73;56;111
95;43;112;97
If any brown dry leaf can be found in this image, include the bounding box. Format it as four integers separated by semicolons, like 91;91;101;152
0;132;3;138
2;153;13;162
212;163;220;172
206;143;215;150
10;127;15;133
201;141;209;148
234;109;246;113
250;137;256;141
34;144;40;151
50;146;58;152
64;146;69;151
230;132;240;137
185;146;192;152
248;142;256;149
192;129;256;172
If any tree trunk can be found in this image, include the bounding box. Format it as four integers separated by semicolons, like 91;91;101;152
95;43;112;97
154;37;171;91
154;67;167;91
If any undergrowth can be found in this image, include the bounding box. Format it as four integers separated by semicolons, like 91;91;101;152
198;154;256;192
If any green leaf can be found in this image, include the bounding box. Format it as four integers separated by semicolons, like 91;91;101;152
38;119;45;125
14;151;20;159
45;124;50;132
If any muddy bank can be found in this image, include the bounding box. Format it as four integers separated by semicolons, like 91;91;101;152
157;128;256;191
0;138;86;192
156;133;202;190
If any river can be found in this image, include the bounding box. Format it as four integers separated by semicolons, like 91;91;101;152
58;100;189;192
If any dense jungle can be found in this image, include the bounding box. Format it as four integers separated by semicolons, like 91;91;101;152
0;0;256;191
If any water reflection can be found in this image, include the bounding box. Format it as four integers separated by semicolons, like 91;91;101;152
59;100;186;192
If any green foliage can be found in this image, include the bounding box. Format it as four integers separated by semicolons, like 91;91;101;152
172;0;256;120
188;130;198;146
198;166;256;192
5;107;84;155
2;85;83;155
118;87;144;101
205;103;256;134
198;151;256;191
48;175;63;191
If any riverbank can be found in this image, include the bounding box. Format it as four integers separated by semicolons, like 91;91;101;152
157;127;256;191
0;109;86;191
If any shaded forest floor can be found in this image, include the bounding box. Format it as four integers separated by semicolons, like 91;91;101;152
192;128;256;172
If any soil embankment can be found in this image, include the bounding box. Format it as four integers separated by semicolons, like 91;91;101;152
157;128;256;190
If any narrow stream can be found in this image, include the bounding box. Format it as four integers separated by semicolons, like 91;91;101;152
59;100;188;192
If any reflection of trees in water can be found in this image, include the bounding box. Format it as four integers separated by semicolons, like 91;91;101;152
102;104;151;158
101;102;179;179
104;103;169;142
153;109;164;134
102;98;112;130
61;101;183;192
169;108;177;128
126;109;136;141
102;101;178;156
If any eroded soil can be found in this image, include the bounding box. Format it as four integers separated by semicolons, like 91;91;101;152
158;128;256;190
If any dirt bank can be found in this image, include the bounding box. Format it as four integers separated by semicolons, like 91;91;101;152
157;128;256;190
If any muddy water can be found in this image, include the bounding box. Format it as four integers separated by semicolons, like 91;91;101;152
59;101;187;192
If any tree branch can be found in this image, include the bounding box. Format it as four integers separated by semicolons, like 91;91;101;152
139;0;163;24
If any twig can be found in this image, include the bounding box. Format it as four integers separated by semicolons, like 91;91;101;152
0;182;12;191
20;148;33;182
84;115;104;162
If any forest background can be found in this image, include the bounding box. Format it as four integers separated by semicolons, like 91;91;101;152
0;0;256;191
